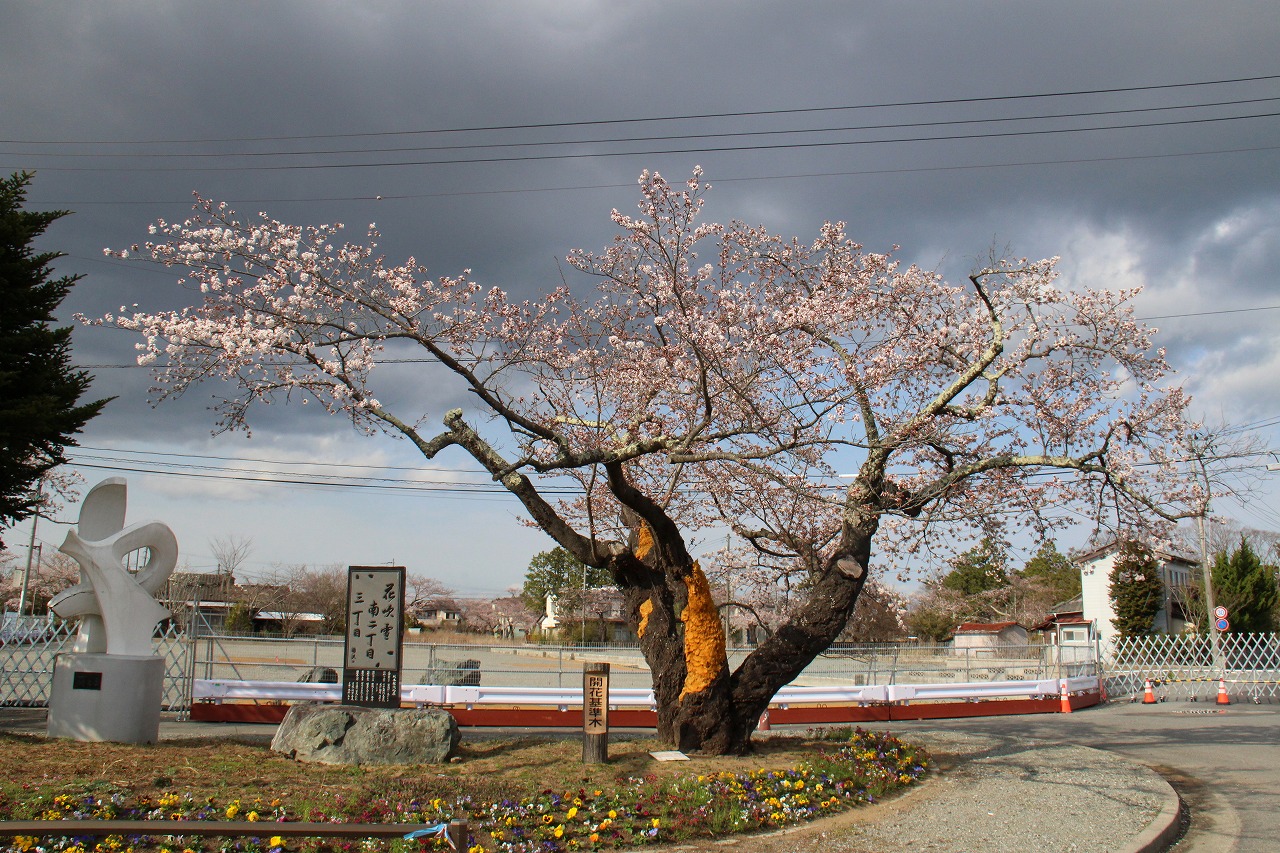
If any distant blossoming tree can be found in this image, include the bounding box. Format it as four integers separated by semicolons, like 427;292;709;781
95;170;1197;754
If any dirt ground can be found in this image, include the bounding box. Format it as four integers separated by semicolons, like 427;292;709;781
0;729;861;815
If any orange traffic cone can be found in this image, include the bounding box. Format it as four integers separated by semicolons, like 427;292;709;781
1059;679;1072;714
1142;679;1157;704
758;709;771;731
1216;678;1231;706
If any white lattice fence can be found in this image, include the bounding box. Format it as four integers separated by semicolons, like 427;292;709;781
1103;633;1280;701
0;620;192;710
0;618;75;706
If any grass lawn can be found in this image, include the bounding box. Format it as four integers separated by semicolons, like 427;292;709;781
0;727;929;853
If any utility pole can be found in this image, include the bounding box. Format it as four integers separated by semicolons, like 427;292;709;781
17;479;44;617
723;532;732;646
1185;432;1226;675
1197;512;1226;675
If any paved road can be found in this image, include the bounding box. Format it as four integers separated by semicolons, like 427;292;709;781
879;702;1280;852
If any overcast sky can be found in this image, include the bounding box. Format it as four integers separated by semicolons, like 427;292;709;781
4;1;1278;594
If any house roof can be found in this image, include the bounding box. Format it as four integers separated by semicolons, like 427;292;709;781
955;621;1023;634
256;611;324;622
1049;594;1084;616
1073;540;1197;567
1030;614;1092;631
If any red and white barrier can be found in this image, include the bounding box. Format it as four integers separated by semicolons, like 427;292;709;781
190;675;1101;725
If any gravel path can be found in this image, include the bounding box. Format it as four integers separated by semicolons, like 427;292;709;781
669;730;1176;853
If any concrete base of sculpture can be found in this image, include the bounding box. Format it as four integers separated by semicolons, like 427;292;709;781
271;704;460;765
48;653;165;744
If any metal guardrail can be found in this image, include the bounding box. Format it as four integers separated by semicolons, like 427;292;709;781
193;675;1094;709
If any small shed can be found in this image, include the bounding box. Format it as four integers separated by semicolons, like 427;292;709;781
1030;595;1096;646
952;621;1028;655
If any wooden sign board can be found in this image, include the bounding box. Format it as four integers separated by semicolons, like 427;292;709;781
582;662;609;764
342;566;405;708
583;669;609;732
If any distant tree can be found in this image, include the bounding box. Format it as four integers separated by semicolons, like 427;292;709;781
906;541;1067;638
231;578;291;635
0;172;109;548
0;550;79;614
456;594;537;638
224;603;255;634
838;580;907;642
1018;541;1081;603
521;546;612;614
904;586;969;642
1211;536;1277;633
208;534;254;577
406;574;455;615
291;563;347;634
1109;540;1164;637
941;538;1009;595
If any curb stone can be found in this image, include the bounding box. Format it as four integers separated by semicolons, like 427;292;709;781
1118;780;1184;853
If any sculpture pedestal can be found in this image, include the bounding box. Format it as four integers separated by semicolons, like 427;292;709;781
48;653;165;744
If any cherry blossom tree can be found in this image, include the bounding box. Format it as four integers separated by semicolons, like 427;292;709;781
95;170;1197;753
1;549;80;614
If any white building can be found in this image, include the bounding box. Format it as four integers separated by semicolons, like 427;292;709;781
541;591;637;643
1077;542;1198;645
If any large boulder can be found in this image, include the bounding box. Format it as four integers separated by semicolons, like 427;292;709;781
271;704;460;765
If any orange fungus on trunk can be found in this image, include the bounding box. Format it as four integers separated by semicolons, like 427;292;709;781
678;561;726;700
634;523;654;561
637;598;654;638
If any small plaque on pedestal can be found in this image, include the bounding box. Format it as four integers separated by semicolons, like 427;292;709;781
49;653;165;744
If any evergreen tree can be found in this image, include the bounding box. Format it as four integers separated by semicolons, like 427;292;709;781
0;172;109;546
1019;540;1082;603
941;537;1010;595
224;603;255;635
1212;536;1278;633
1108;539;1164;637
520;546;612;613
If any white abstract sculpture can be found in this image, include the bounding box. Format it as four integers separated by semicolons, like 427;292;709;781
49;477;178;657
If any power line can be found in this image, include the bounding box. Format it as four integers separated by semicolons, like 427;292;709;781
65;460;572;496
11;111;1280;173
7;71;1278;145
73;444;488;475
1138;305;1280;321
33;143;1280;208
69;452;488;487
9;95;1277;160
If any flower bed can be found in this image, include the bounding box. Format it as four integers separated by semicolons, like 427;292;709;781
3;728;928;853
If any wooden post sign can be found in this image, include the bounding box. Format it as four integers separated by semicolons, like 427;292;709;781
582;662;609;764
342;566;406;708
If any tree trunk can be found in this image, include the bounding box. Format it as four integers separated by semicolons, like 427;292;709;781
623;525;875;756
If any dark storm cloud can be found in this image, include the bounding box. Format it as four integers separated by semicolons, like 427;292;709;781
4;0;1277;571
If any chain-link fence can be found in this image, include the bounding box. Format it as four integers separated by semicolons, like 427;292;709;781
1103;633;1280;702
0;615;192;710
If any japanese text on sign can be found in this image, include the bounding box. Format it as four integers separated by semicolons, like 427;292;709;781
583;673;609;732
342;566;405;708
